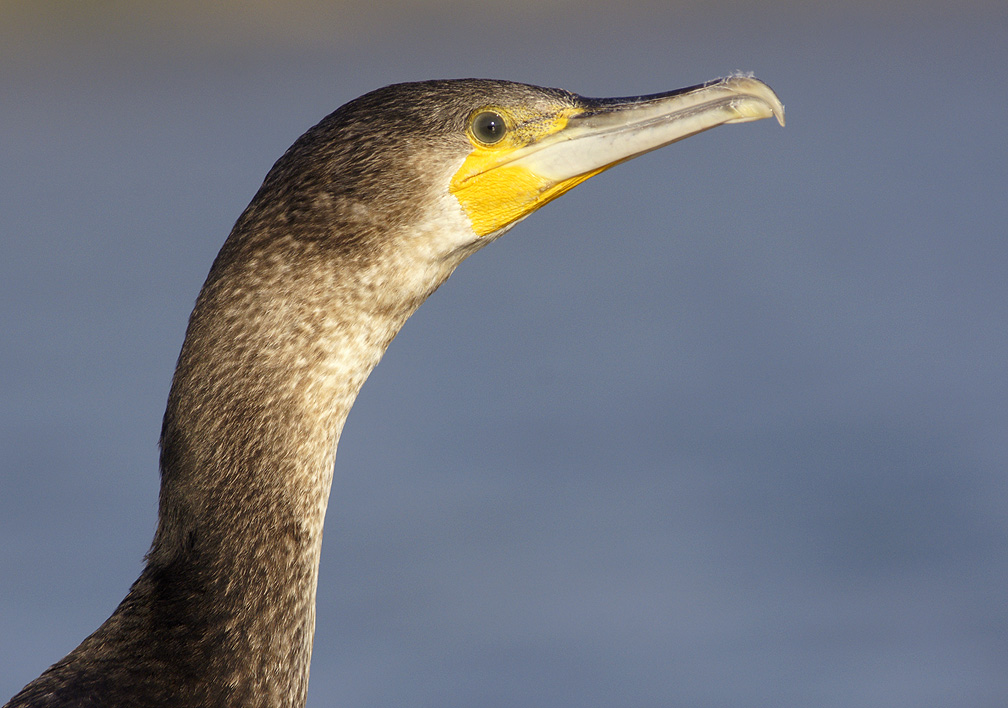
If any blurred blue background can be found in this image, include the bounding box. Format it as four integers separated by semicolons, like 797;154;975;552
2;2;1006;706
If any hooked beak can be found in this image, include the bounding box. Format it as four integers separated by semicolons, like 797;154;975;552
515;76;784;182
450;76;785;237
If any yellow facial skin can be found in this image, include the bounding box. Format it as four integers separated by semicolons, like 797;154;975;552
449;106;604;237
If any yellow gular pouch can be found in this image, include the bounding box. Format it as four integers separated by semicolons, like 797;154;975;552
449;105;604;238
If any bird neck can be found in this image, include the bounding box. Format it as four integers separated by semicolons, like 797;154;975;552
140;226;459;706
4;172;480;707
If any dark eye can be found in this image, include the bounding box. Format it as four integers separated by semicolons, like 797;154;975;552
471;110;507;144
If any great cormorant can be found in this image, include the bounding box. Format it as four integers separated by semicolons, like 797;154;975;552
4;76;784;708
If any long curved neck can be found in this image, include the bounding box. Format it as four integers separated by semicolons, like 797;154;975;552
144;225;452;706
4;134;479;708
4;221;464;708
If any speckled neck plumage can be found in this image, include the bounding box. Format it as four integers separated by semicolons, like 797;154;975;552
9;237;447;707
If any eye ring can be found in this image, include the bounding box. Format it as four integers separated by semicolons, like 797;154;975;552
470;110;507;145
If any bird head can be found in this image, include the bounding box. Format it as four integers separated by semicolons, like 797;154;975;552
239;77;784;266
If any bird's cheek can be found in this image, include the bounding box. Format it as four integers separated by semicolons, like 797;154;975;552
450;159;599;237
